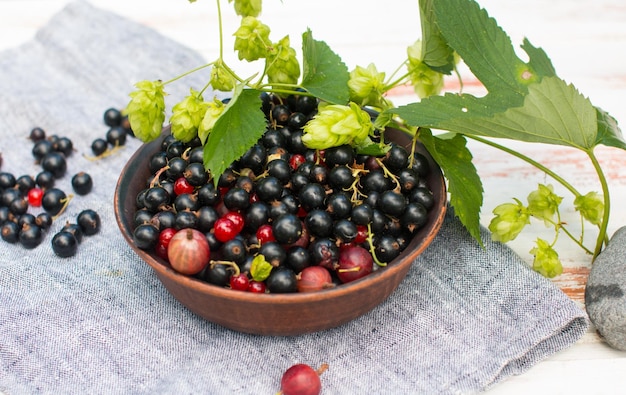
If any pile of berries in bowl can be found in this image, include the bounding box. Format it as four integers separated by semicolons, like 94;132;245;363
114;94;447;335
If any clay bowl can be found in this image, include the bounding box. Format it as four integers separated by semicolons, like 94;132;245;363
114;127;447;336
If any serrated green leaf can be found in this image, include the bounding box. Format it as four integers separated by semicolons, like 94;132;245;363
203;87;266;184
595;106;626;149
520;38;556;78
419;129;484;246
418;0;455;74
433;0;530;100
301;29;350;104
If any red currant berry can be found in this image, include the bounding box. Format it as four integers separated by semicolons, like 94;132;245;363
223;211;245;234
213;217;238;242
173;177;194;195
230;273;249;291
289;154;306;171
256;224;275;243
158;227;177;249
248;280;266;293
27;187;44;207
355;225;368;244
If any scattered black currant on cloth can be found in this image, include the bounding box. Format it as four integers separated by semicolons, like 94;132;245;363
0;107;129;255
131;92;436;294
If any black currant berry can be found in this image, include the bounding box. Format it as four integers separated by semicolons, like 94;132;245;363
305;209;333;238
383;144;409;171
71;172;93;195
103;108;123;127
35;171;55;189
151;210;177;231
286;246;311;274
200;263;232;287
19;224;43;249
333;219;358;244
32;140;54;162
35;212;53;230
266;267;297;293
379;190;407;217
53;137;74;157
105;126;127;147
259;241;287;267
221;238;248;264
41;188;68;215
62;223;84;244
40;152;67;179
51;231;78;258
0;172;16;189
223;187;250;211
1;222;19;243
272;214;302;245
173;193;199;212
309;238;339;270
77;209;101;236
256;176;284;202
133;223;160;250
401;202;429;231
29;127;46;142
409;187;435;210
143;186;170;213
184;162;209;186
298;183;326;212
324;145;355;167
174;210;198;230
16;175;36;193
375;234;401;263
91;138;108;157
271;104;291;125
351;203;373;226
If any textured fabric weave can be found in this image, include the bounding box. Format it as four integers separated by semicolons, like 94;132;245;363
0;2;588;394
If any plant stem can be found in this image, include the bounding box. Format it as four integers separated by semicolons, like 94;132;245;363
163;63;213;86
587;149;611;259
466;135;582;198
216;0;224;59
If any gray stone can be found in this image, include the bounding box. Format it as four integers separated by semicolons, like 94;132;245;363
585;226;626;350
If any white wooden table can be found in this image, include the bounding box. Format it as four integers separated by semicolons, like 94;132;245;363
1;0;625;392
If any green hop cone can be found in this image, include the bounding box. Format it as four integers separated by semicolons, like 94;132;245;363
126;80;166;143
407;40;444;99
348;63;387;109
527;184;563;226
198;97;226;145
302;102;374;150
210;61;236;92
574;191;604;225
170;88;209;143
530;238;563;278
488;198;530;243
233;16;271;62
266;35;300;86
229;0;262;17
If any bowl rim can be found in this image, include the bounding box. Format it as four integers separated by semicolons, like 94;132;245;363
114;126;447;304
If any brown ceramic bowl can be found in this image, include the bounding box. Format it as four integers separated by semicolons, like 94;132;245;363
114;127;447;336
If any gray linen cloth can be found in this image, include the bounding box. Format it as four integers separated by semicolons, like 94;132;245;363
0;2;588;394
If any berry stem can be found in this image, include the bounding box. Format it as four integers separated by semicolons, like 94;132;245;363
366;223;386;267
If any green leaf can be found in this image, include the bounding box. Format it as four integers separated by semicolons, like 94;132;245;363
418;0;456;74
250;254;273;282
419;129;484;246
520;38;556;78
595;106;626;150
301;29;350;104
203;87;266;184
432;0;530;101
